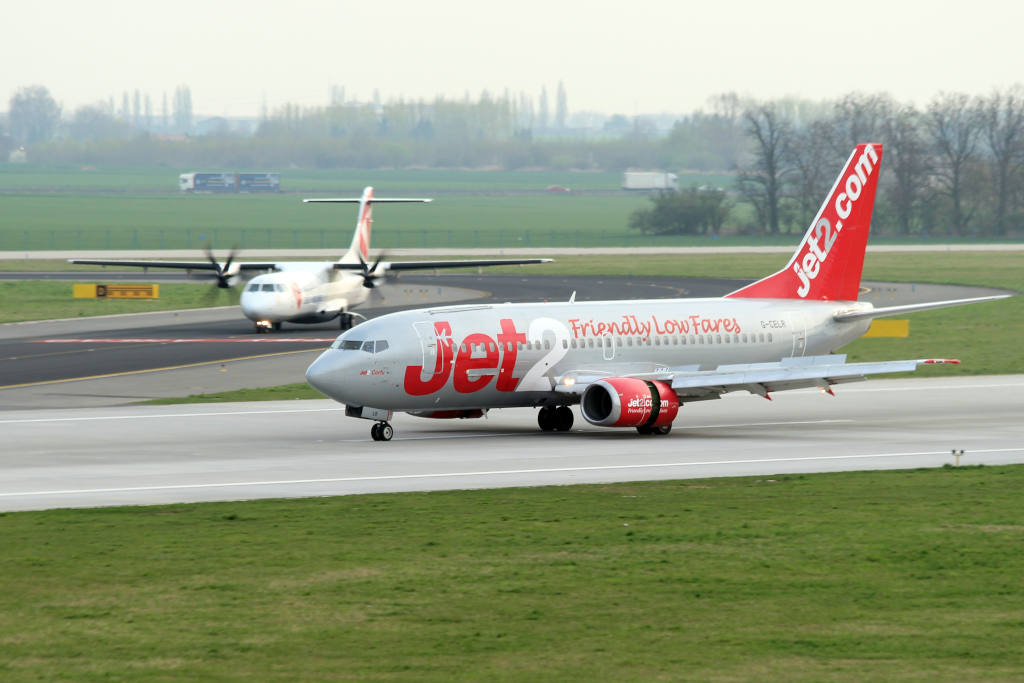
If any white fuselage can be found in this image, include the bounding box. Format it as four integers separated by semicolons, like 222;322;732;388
305;297;873;412
239;264;368;324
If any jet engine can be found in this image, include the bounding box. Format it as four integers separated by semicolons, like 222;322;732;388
580;378;679;429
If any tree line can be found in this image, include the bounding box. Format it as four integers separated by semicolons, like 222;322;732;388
3;85;1023;238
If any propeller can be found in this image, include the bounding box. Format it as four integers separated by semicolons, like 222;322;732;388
204;245;241;289
358;252;388;289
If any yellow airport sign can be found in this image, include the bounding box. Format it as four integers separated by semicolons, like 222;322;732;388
73;284;159;299
863;319;909;338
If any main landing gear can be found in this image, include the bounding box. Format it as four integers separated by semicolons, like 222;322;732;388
340;312;355;330
636;424;672;436
537;406;574;432
370;421;393;441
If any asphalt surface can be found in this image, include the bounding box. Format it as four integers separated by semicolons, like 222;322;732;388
2;375;1022;511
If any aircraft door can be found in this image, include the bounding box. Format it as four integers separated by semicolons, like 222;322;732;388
602;336;616;360
789;312;807;357
413;321;446;378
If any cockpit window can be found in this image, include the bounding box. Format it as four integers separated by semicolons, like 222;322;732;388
332;339;389;353
261;284;275;292
275;284;285;292
247;283;259;292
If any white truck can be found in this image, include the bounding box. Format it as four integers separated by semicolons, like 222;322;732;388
622;171;678;191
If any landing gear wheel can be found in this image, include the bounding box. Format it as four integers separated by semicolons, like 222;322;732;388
537;406;556;432
272;322;282;331
636;424;672;435
371;422;393;441
340;313;354;331
553;406;574;432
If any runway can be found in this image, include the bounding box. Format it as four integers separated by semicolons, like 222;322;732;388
2;374;1022;511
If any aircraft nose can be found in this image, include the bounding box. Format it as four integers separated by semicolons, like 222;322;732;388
306;349;356;402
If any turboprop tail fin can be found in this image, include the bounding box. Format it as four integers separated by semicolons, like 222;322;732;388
727;143;883;301
303;187;432;264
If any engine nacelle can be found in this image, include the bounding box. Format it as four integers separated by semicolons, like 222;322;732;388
408;409;487;419
580;378;679;428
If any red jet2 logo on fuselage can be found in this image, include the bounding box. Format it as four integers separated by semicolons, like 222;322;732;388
403;319;527;396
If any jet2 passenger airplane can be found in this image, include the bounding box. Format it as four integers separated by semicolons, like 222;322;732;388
69;188;551;332
306;144;1010;441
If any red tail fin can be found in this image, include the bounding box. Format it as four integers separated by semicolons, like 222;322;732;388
727;143;883;301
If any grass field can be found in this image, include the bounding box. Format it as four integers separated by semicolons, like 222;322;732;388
2;467;1023;680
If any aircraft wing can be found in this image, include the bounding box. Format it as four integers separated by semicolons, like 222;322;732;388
333;258;553;272
69;259;280;271
554;354;960;402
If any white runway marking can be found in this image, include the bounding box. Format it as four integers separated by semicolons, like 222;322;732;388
0;407;345;424
3;447;1023;500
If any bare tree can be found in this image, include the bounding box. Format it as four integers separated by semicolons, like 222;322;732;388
927;92;984;236
7;85;61;145
785;119;835;222
882;104;930;235
538;86;549;131
738;103;792;234
826;92;891;155
982;86;1024;236
556;81;567;130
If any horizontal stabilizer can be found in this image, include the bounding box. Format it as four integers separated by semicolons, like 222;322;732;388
334;258;552;271
303;198;432;204
833;295;1012;322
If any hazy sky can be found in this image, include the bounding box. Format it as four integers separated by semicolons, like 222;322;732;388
4;0;1022;118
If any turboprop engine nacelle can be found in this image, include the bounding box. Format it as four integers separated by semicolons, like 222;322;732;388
580;378;679;428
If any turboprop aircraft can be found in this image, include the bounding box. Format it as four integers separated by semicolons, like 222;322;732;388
305;144;1010;441
69;187;551;332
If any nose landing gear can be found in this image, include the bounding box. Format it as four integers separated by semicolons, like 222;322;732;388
370;421;393;441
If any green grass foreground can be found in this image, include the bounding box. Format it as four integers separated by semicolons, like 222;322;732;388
1;467;1022;680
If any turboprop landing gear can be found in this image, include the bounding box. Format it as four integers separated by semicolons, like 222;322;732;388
254;320;282;333
370;421;393;441
538;406;574;432
340;312;354;330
